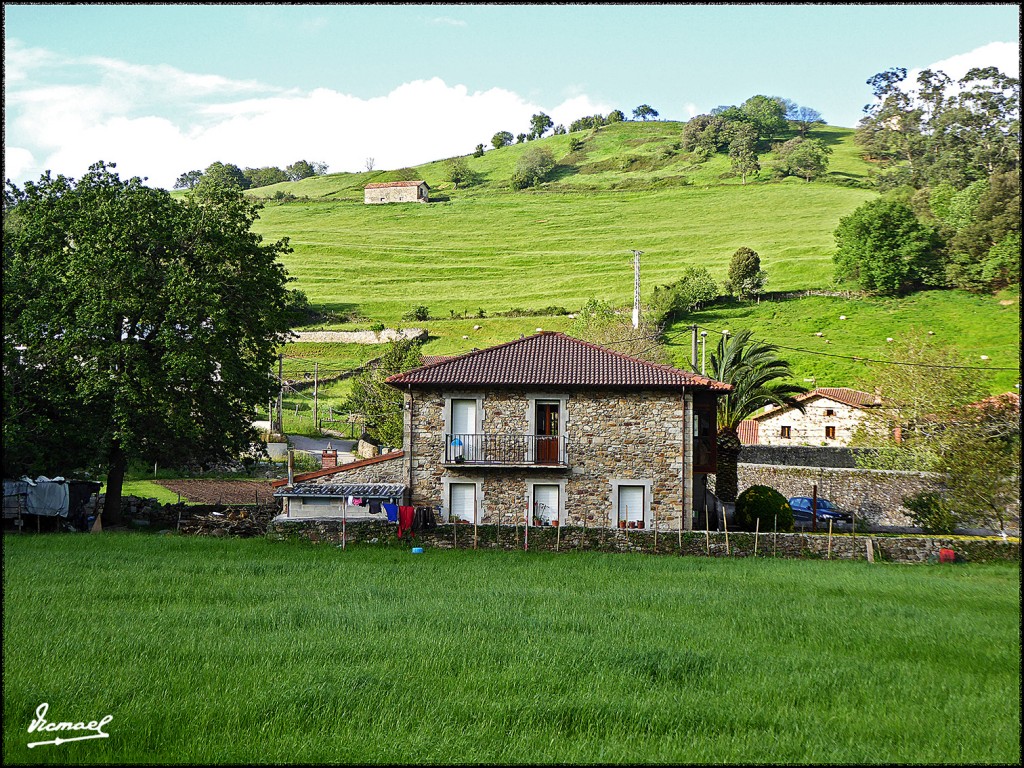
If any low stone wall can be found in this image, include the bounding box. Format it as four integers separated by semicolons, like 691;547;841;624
266;518;1020;564
291;329;427;344
738;446;876;469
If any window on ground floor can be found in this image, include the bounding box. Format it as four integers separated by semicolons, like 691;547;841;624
780;426;792;439
825;425;836;439
611;480;651;529
529;483;560;526
448;482;478;523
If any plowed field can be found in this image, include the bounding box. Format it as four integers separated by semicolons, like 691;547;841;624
155;479;277;505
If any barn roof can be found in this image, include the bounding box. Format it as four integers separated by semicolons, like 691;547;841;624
364;180;429;189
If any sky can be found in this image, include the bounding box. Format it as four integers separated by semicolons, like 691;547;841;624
4;3;1019;189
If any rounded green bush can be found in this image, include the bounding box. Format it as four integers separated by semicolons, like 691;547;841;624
734;485;793;532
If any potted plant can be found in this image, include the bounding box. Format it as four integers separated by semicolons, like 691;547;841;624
618;519;626;529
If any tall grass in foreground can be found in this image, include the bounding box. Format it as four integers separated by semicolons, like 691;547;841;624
3;534;1019;765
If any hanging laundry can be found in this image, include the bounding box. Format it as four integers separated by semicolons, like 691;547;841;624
369;499;382;515
382;502;399;523
397;506;415;539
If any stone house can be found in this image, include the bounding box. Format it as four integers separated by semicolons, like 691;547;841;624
385;332;730;530
363;180;429;204
738;387;880;447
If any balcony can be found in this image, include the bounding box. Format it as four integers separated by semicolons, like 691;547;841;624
443;433;569;468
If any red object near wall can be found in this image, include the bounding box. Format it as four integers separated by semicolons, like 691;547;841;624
939;548;956;563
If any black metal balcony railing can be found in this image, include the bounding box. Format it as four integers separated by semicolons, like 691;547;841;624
444;433;568;466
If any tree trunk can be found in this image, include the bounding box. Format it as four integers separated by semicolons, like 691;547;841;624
103;442;128;525
715;428;743;503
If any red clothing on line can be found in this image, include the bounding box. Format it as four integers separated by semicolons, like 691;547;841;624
397;506;415;538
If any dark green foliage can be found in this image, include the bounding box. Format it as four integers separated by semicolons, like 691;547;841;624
173;169;203;190
516;133;526;144
491;131;513;149
734;485;794;532
511;146;556;189
446;157;474;189
3;162;295;521
529;112;554;140
739;95;788;140
569;114;606;132
833;198;941;295
473;144;485;158
402;305;430;321
681;115;729;160
345;339;423;447
568;137;585;153
902;491;959;535
727;247;767;299
632;104;659;121
786;103;826;137
772;137;832;181
243;166;289;188
606;109;625;123
649;266;719;321
285;160;326;181
201;161;249;190
728;122;760;183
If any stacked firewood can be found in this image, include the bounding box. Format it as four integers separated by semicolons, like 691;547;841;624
178;505;277;538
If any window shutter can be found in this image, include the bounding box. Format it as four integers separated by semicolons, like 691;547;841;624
618;485;644;523
449;483;477;522
533;484;559;524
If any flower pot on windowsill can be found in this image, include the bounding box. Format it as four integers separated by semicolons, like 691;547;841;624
628;521;637;529
551;520;559;528
638;521;645;529
618;520;627;529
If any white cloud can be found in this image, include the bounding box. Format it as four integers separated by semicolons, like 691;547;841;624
5;46;612;189
915;41;1019;82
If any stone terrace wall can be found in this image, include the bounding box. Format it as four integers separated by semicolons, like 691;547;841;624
738;446;876;469
267;519;1020;564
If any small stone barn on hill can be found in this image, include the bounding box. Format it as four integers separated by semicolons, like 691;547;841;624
363;180;430;204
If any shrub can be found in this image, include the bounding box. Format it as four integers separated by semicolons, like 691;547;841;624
734;485;793;532
402;305;430;322
369;321;385;333
568;137;585;153
902;491;959;534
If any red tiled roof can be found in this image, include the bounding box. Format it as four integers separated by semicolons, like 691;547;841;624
419;355;456;367
364;180;429;189
737;420;760;445
270;450;404;488
386;332;731;390
753;387;877;420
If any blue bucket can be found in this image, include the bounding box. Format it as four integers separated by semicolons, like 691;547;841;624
411;547;424;554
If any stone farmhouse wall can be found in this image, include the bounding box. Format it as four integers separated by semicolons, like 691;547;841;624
299;454;405;487
756;398;870;447
363;183;428;204
404;388;688;528
738;445;874;468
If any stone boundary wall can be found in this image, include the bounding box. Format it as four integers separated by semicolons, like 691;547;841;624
738;446;875;469
267;518;1020;564
710;464;945;528
291;329;427;345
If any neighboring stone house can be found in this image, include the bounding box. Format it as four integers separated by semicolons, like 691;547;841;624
739;387;880;447
384;332;730;530
363;180;429;204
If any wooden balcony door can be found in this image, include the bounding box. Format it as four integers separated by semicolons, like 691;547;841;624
535;401;560;464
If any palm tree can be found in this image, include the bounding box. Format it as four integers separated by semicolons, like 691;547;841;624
706;329;807;502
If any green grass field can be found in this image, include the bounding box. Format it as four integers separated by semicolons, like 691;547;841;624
3;535;1020;764
234;120;1018;399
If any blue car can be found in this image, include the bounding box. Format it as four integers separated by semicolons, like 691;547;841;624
789;497;852;525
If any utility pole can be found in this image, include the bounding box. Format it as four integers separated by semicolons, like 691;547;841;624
700;331;708;375
276;354;284;434
691;324;698;370
630;250;643;329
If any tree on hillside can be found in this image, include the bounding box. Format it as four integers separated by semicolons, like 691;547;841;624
681;114;729;159
244;166;289;188
772;137;832;181
345;339;423;448
202;161;249;190
568;299;669;365
833;198;941;295
446;156;473;189
728;122;760;184
786;103;826;137
740;95;788;141
705;329;806;502
510;146;556;189
473;143;485;157
726;247;767;300
492;131;514;149
365;158;375;171
173;169;203;190
607;109;626;123
285;160;328;181
649;266;719;323
516;133;527;144
632;104;659;121
2;162;296;523
529;112;554;140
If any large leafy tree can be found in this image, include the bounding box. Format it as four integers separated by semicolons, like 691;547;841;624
510;146;556;189
739;95;788;141
632;104;659;121
833;198;941;295
528;113;554;140
3;162;295;522
491;131;514;149
705;330;806;502
347;339;423;448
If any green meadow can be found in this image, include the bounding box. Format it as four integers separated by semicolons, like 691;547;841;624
234;120;1019;397
3;535;1019;765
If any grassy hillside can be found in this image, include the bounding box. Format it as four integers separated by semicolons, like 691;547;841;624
234;120;1017;399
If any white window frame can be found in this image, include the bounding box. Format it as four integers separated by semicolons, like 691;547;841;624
441;477;484;523
609;479;653;528
444;393;484;461
527;479;567;526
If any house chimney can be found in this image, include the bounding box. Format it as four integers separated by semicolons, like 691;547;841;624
321;442;338;469
873;387;882;406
